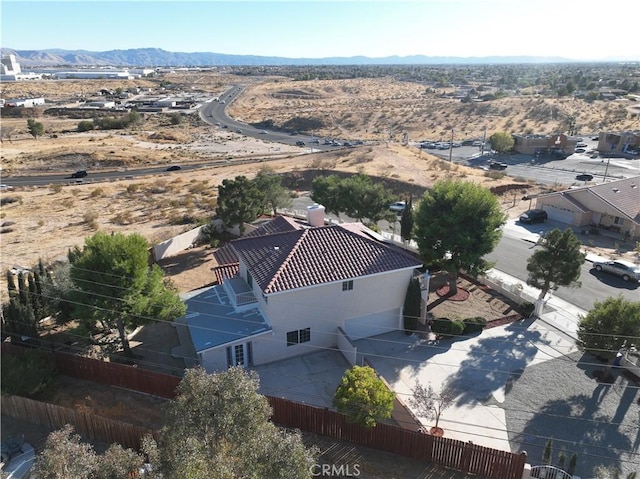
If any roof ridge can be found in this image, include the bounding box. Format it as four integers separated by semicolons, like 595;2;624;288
264;228;309;293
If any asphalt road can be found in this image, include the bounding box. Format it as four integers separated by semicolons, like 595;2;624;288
485;234;639;309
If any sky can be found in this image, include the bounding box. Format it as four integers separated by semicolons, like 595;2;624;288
2;0;639;61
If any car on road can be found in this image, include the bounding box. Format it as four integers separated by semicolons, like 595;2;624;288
290;131;298;136
295;140;305;146
166;165;182;171
235;129;242;134
519;209;548;224
488;161;508;170
575;173;594;181
71;170;88;178
574;148;586;153
593;260;640;282
576;142;588;148
389;201;406;213
0;184;12;190
310;138;320;144
260;130;268;134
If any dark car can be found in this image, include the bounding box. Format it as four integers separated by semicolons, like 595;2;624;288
576;173;593;181
290;131;298;136
574;148;586;153
488;161;508;170
166;165;182;171
295;140;305;146
71;170;88;178
519;209;548;224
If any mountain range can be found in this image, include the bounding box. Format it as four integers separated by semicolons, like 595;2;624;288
0;47;598;67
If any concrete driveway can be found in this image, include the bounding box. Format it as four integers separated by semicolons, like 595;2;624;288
354;319;577;453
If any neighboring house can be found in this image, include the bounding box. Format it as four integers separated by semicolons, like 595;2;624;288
512;133;577;158
183;212;422;372
597;131;640;155
534;176;640;238
2;97;45;108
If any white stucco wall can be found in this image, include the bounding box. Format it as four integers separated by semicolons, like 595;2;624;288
250;268;415;366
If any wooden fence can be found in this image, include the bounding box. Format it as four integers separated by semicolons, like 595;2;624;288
2;343;527;479
1;395;157;450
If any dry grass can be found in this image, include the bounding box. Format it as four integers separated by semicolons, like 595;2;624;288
4;71;624;298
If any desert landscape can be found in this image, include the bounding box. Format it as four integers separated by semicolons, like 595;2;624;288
1;68;638;297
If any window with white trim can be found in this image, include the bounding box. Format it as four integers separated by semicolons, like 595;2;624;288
286;328;311;346
342;280;354;291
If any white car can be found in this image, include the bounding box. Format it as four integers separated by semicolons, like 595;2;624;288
389;201;406;213
593;260;640;282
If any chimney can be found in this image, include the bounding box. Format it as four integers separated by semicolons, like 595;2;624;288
306;204;326;227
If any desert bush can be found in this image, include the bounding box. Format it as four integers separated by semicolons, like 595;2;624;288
77;120;94;132
83;210;99;229
188;182;208;194
484;171;505;180
112;211;133;225
0;196;22;206
463;316;487;334
50;184;63;193
126;183;140;194
90;187;104;198
431;317;465;337
0;227;14;234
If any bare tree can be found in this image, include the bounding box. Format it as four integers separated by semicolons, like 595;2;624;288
409;380;457;431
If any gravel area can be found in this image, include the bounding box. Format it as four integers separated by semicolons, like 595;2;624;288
502;351;640;478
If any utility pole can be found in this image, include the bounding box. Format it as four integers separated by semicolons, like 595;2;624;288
449;128;454;162
480;128;487;157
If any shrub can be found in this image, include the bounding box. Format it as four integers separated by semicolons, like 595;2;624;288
0;196;22;206
0;350;57;397
520;301;535;317
126;183;139;194
77;120;94;132
50;184;63;193
90;187;104;198
463;316;487;334
431;317;465;337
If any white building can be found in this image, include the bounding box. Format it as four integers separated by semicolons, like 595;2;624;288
53;70;134;80
2;97;45;108
183;213;422;372
0;54;42;81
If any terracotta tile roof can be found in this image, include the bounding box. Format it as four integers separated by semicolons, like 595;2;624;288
213;216;303;267
213;264;239;285
231;224;422;294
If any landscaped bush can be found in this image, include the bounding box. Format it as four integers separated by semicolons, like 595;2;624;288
431;317;465;337
463;316;487;334
520;301;535;317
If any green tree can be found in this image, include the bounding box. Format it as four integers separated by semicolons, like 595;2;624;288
77;120;94;132
152;367;315;479
542;438;553;464
41;261;74;324
253;167;292;216
68;231;186;357
488;131;514;154
342;174;393;224
409;380;456;431
0;349;57;397
400;196;414;243
310;174;344;217
216;175;265;236
577;296;640;360
333;365;395;428
414;180;506;295
403;276;421;333
568;453;578;476
526;228;585;315
27;119;44;139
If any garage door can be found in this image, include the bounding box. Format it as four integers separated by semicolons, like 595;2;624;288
343;310;401;340
542;204;575;225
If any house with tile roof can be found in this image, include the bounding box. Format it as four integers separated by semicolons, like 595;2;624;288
183;214;422;372
534;176;640;238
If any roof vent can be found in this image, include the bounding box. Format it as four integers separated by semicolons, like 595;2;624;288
612;188;619;193
631;184;637;189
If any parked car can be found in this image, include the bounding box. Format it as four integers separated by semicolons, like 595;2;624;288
389;201;406;213
311;138;320;144
593;260;640;282
166;165;182;171
488;161;508;170
575;173;593;181
235;129;242;134
295;140;305;146
290;131;298;136
71;170;88;178
576;142;588;148
519;209;548;224
574;148;586;153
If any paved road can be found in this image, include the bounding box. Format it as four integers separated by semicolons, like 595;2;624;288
486;232;639;309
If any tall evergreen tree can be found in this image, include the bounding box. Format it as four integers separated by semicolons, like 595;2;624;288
403;276;421;333
400;196;414;243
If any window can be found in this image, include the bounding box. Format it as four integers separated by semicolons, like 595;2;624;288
234;344;244;366
342;280;354;291
287;328;311;346
614;216;624;226
287;330;298;346
299;327;311;343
